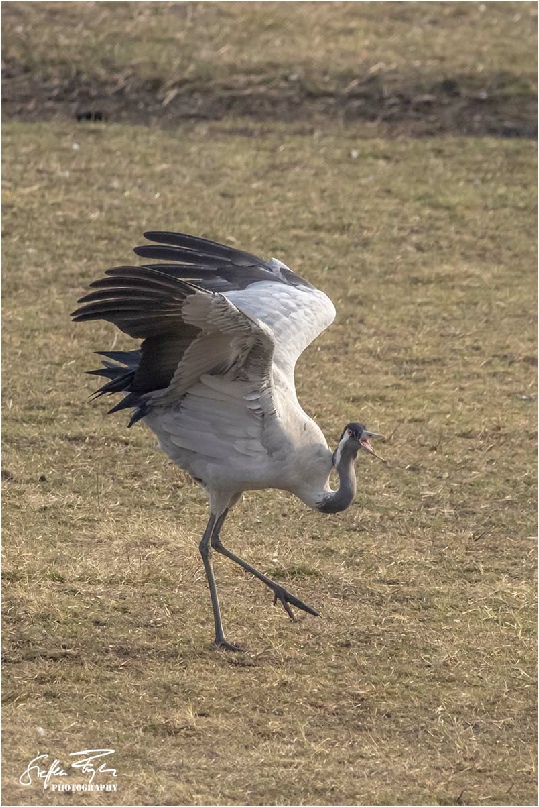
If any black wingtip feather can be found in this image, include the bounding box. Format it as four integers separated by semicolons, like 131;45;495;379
134;244;232;267
142;231;263;265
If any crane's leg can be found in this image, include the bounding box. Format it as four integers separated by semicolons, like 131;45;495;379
199;513;240;651
210;509;319;620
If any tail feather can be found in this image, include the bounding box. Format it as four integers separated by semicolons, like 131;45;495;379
95;349;141;367
87;352;146;426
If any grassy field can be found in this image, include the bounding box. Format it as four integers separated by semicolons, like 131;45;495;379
3;1;537;135
2;3;537;806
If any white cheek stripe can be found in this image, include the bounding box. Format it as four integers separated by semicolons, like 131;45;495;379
333;435;348;467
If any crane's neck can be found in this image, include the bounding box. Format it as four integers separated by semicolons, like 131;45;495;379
317;440;358;514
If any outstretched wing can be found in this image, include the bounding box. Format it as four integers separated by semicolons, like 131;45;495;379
72;231;335;425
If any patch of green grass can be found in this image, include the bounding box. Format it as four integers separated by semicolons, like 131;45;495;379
4;1;536;88
3;117;536;806
3;1;537;137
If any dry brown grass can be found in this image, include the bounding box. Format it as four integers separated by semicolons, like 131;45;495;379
4;1;536;82
3;118;536;807
2;3;537;806
3;2;537;135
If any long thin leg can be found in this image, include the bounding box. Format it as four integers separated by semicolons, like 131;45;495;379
199;513;240;651
210;510;319;620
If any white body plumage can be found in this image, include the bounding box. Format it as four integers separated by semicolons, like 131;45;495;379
143;279;336;508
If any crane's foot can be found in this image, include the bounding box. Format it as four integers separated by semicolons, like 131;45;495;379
213;637;242;652
272;586;319;620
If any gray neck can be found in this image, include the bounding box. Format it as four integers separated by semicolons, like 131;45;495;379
317;442;358;514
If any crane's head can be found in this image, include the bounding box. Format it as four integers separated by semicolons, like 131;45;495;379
334;422;386;464
319;422;386;514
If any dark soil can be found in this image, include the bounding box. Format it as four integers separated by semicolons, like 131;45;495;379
2;59;537;138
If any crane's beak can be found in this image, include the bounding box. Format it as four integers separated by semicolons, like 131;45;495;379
360;431;386;463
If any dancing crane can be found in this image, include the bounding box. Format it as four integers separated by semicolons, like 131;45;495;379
72;231;385;650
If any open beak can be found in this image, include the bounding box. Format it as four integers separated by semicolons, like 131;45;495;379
359;431;386;463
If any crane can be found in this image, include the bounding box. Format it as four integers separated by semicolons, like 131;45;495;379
72;231;385;650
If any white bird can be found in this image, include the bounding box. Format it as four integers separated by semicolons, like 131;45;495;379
72;231;385;650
